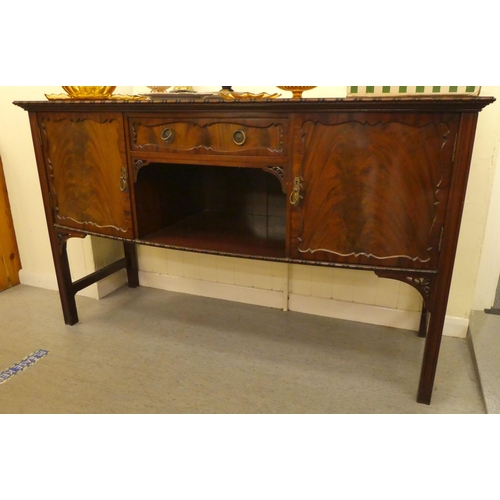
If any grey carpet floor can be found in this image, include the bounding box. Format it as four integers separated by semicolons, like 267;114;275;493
485;279;500;314
494;279;500;310
0;284;486;414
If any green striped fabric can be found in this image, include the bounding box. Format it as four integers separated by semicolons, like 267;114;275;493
348;86;480;96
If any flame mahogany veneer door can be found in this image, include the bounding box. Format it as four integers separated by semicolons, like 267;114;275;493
38;112;134;239
290;113;461;270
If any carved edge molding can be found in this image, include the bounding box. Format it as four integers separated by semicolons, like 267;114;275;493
263;166;286;193
56;230;85;254
297;246;433;263
133;159;151;181
302;117;453;129
54;214;129;234
132;161;286;194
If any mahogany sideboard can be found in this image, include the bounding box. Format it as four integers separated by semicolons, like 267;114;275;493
15;96;494;404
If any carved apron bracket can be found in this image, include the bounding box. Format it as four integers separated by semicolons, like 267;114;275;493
262;166;286;193
56;230;85;255
133;159;151;182
374;270;438;338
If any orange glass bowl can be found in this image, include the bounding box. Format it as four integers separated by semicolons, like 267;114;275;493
62;86;117;99
277;86;317;98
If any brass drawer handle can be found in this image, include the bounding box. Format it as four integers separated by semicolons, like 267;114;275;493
161;128;175;144
290;177;303;206
233;129;247;146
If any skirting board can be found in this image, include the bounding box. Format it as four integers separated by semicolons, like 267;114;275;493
139;271;284;310
19;269;59;292
138;271;469;338
18;269;126;300
18;269;468;338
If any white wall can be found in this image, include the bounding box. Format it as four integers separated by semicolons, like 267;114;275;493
473;89;500;310
448;85;500;315
1;85;499;337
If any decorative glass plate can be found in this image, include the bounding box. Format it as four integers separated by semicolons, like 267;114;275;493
46;94;146;101
218;92;281;100
141;92;218;100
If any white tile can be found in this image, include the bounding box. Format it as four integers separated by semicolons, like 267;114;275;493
137;246;169;275
233;258;255;288
182;252;201;281
397;282;422;312
352;271;379;305
198;253;218;282
272;263;288;292
290;264;312;296
331;268;355;302
165;249;184;277
216;256;235;285
252;260;276;291
310;266;334;299
375;277;401;309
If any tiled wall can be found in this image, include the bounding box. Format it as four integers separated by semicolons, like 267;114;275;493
137;246;423;324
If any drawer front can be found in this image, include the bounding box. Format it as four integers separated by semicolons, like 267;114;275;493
129;117;287;157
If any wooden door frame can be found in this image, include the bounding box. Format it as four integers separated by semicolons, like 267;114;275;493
0;155;21;291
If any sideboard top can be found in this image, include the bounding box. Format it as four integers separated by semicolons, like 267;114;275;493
14;96;495;114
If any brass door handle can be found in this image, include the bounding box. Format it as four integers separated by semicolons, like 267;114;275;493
161;128;175;144
290;177;303;206
119;167;128;192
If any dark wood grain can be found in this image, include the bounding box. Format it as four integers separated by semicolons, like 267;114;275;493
417;113;481;404
38;113;134;238
130;117;287;156
291;114;459;270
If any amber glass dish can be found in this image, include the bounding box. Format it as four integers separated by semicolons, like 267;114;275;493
62;86;117;99
277;86;317;98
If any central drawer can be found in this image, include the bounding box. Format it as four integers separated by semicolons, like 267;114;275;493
128;116;287;157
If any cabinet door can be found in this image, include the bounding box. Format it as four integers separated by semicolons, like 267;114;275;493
38;112;134;238
290;113;460;270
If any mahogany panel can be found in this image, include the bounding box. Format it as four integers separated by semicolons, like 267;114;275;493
38;112;134;238
291;113;460;270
